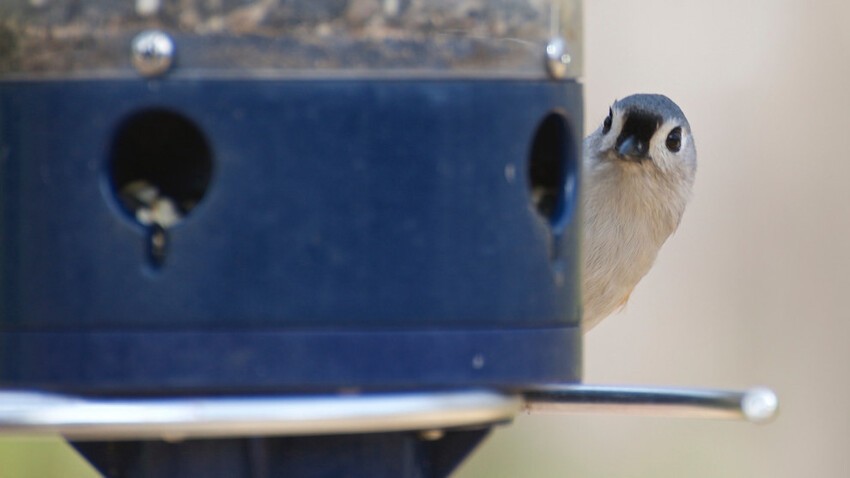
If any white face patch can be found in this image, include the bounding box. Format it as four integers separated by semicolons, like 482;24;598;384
595;105;627;153
649;120;693;173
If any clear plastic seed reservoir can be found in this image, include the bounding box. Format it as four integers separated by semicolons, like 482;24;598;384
0;0;581;78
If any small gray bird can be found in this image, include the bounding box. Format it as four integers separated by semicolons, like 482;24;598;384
582;94;697;331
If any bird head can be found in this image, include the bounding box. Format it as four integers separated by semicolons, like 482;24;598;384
587;94;697;180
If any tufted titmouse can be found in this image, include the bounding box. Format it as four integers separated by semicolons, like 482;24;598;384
582;94;697;331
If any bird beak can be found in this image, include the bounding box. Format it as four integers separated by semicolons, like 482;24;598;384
616;135;649;160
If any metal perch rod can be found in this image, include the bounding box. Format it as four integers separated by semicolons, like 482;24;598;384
523;385;779;423
0;385;778;440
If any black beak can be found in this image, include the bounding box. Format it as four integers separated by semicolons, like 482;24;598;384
616;135;649;160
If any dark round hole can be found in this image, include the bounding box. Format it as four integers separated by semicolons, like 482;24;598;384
109;109;213;226
528;112;574;226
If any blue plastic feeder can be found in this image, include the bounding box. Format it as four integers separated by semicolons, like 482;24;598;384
0;1;585;476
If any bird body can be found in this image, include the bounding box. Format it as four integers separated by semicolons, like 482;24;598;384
582;94;696;330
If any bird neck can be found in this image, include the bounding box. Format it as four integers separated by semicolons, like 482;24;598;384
583;158;690;246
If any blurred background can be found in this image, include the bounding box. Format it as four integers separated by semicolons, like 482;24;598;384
459;0;850;476
2;0;849;476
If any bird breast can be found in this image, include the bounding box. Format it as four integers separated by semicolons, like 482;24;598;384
581;153;690;329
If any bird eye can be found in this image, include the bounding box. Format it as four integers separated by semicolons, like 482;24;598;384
666;127;682;152
602;108;613;134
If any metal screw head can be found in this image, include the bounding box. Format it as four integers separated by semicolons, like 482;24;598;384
131;30;174;77
545;37;572;79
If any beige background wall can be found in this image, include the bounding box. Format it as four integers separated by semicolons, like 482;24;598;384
459;0;850;477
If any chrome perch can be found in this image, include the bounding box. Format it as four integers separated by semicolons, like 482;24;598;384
0;385;777;441
523;385;779;423
0;390;521;441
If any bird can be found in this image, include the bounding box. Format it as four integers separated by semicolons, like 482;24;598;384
582;94;697;331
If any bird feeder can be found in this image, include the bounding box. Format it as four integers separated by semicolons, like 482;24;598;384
0;1;775;477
